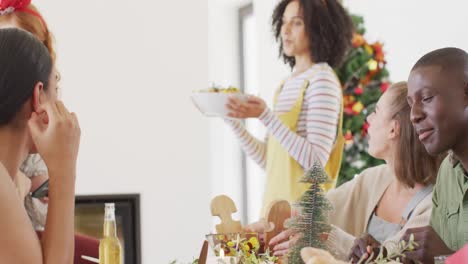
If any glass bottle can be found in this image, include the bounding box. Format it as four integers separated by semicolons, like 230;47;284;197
99;203;122;264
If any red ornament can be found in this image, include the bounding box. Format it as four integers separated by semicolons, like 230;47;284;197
381;82;390;93
362;122;370;136
354;86;364;95
344;106;354;116
344;131;354;145
344;95;355;107
372;42;385;62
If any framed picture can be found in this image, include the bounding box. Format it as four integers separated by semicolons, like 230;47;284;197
75;194;141;264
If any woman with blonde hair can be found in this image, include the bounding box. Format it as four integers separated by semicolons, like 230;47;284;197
249;82;443;262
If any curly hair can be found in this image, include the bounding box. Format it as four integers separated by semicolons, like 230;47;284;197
272;0;353;68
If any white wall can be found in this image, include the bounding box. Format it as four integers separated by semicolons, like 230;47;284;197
39;1;211;263
341;0;468;81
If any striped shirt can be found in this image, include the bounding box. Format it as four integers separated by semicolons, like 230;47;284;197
227;63;342;170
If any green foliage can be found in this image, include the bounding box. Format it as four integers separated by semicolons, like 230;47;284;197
351;15;366;35
358;234;419;264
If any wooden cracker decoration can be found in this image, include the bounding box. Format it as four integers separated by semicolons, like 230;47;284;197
264;200;291;250
197;240;209;264
211;195;242;234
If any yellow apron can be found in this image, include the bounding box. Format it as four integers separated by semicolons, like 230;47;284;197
262;78;344;214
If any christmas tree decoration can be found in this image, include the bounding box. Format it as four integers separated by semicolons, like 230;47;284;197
286;162;332;264
354;86;364;95
335;15;390;186
352;101;364;115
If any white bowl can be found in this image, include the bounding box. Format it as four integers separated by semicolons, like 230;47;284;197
191;92;248;117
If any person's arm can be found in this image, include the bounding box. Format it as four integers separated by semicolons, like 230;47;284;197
326;172;370;261
0;164;44;263
327;225;359;261
266;169;367;258
224;119;267;169
402;226;454;263
14;171;32;202
41;168;76;264
348;233;382;263
401;174;453;263
29;101;81;264
258;74;341;170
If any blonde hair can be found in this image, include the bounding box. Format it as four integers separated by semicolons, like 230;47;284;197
387;81;443;187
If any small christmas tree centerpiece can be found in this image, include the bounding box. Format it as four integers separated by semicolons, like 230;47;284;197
286;161;333;264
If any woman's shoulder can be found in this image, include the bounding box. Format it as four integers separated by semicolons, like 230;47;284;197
412;187;434;214
328;164;391;197
354;164;392;185
308;63;338;79
305;63;341;90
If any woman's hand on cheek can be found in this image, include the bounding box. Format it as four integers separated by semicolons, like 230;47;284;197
28;101;81;185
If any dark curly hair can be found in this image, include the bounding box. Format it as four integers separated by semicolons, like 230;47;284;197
272;0;353;68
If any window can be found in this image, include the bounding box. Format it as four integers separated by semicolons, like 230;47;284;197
239;3;265;223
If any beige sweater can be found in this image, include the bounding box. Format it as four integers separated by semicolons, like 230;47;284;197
325;164;433;260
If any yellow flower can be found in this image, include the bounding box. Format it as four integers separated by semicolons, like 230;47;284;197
249;237;260;250
364;44;374;55
352;102;364;114
242;243;251;252
367;59;378;71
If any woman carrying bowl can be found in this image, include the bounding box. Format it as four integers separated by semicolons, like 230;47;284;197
225;0;353;214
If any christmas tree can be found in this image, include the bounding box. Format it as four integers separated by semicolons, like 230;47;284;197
286;161;332;264
335;15;390;186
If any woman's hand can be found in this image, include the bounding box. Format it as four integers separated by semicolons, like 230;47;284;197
269;228;302;256
28;101;80;264
243;218;274;233
226;95;266;119
348;234;383;263
28;101;81;184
